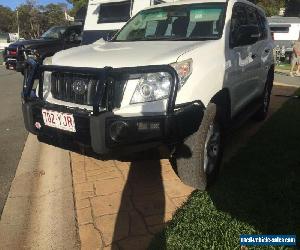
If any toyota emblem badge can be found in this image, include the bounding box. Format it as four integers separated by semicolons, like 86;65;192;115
72;80;87;95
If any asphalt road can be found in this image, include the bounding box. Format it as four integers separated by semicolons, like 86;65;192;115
0;67;27;216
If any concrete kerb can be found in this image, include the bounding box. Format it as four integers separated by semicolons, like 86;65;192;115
0;134;79;249
274;81;300;88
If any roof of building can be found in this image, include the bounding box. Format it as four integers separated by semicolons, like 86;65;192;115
268;16;300;24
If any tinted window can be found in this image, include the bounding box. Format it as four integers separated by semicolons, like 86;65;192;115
98;1;133;23
230;4;247;47
230;4;263;47
65;26;82;41
41;26;67;40
270;26;289;33
153;0;167;4
257;11;268;39
114;3;226;41
246;6;258;26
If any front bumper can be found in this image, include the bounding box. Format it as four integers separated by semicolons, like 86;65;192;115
5;58;17;69
21;60;204;157
22;100;203;157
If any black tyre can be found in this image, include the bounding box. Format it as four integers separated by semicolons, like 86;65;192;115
172;103;223;190
253;69;274;121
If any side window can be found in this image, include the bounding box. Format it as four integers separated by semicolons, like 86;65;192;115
65;27;82;42
229;4;247;47
257;11;268;40
98;1;132;23
152;0;166;4
246;6;258;26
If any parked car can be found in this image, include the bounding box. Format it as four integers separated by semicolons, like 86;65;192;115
268;16;300;62
3;24;82;72
82;0;174;44
0;32;10;52
22;0;274;190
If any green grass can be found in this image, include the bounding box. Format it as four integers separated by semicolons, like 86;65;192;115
0;50;3;64
149;89;300;250
275;63;291;71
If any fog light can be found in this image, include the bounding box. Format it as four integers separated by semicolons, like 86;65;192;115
137;121;160;131
110;121;129;142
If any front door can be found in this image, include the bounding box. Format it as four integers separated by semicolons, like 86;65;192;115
225;3;261;117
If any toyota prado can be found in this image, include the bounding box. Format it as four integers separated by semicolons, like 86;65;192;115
22;0;274;190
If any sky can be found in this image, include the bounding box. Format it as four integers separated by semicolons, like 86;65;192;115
0;0;71;9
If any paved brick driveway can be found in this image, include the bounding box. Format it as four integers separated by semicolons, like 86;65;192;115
71;85;298;250
71;155;194;250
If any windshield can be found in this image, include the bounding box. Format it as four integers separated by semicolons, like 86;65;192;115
114;3;226;41
41;26;67;40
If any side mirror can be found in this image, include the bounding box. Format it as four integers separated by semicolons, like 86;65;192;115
235;25;260;47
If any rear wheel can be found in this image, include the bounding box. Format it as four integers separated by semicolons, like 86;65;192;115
172;103;223;190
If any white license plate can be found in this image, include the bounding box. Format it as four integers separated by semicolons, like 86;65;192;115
42;109;76;132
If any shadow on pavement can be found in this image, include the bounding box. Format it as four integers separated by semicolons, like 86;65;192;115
112;151;167;249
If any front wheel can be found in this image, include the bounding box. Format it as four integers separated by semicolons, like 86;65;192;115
171;103;223;190
253;71;274;121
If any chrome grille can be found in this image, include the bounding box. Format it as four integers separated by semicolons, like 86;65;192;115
50;72;99;106
50;71;126;108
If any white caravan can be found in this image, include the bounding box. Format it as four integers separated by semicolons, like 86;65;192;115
268;16;300;61
82;0;175;44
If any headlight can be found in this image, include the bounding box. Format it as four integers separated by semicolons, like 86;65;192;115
170;59;192;88
44;71;51;84
130;72;172;104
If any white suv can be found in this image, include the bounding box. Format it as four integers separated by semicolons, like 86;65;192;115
22;0;274;190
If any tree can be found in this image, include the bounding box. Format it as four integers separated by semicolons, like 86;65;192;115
285;0;300;16
249;0;300;16
67;0;88;16
17;3;42;38
249;0;285;16
17;1;67;39
42;4;68;27
0;5;15;33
